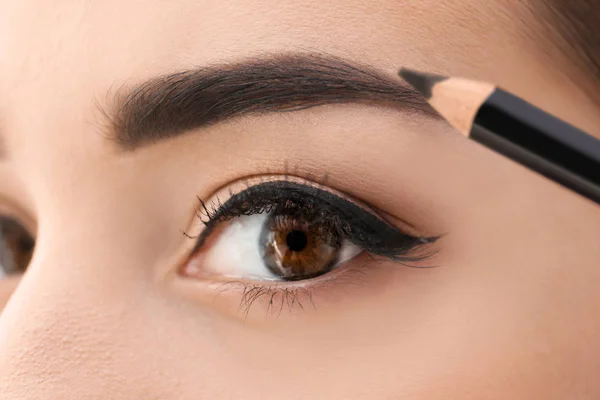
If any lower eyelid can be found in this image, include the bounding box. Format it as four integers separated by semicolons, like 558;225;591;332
176;252;395;318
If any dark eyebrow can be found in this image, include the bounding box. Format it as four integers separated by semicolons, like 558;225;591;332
102;53;436;151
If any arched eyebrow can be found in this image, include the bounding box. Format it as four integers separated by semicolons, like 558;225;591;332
101;53;437;151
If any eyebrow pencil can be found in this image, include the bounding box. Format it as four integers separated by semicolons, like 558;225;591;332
399;69;600;205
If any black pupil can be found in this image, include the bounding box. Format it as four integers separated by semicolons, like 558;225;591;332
286;230;308;252
18;237;34;253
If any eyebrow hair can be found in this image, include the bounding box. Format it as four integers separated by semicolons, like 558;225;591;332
103;53;436;151
537;0;600;102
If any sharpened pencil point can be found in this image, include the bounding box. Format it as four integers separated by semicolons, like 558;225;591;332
399;68;448;99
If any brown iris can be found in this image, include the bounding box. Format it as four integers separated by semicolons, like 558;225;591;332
259;213;342;280
0;217;35;274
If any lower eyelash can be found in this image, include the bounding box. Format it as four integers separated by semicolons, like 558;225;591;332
210;257;383;318
238;285;316;318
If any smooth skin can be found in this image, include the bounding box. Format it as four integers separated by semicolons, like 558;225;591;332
1;1;600;399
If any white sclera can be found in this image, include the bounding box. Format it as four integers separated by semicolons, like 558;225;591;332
202;213;278;280
200;212;363;281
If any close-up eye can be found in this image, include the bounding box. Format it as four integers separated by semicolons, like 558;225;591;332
0;216;35;278
182;177;438;284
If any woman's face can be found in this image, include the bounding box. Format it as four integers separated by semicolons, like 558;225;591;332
1;1;599;398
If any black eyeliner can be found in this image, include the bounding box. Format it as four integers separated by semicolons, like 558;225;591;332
399;69;600;205
195;180;437;264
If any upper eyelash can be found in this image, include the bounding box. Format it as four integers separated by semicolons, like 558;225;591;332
193;179;439;265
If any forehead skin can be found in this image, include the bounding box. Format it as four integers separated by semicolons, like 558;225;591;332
0;1;600;399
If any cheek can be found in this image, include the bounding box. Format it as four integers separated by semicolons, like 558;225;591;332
0;275;21;311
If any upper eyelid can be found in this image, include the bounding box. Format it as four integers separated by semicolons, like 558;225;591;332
187;175;390;250
199;175;422;237
197;175;384;222
189;175;438;263
196;176;382;231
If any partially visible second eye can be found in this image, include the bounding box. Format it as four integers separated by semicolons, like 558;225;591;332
0;216;35;278
182;177;437;283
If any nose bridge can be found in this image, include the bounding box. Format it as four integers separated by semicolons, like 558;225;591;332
0;194;177;400
0;180;196;398
0;251;135;397
0;108;195;397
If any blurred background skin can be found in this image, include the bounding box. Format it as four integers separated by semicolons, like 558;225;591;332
0;1;599;399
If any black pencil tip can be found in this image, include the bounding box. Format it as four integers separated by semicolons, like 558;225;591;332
398;68;448;99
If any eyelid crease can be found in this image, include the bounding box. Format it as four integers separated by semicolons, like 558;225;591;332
202;175;379;216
